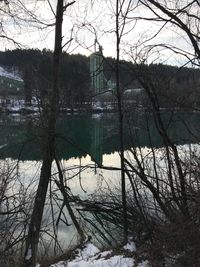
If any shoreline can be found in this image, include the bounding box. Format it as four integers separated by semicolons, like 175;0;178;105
0;105;199;115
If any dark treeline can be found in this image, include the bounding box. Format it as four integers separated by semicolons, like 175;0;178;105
0;49;91;106
0;49;199;109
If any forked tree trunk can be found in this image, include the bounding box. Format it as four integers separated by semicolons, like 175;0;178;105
23;1;64;266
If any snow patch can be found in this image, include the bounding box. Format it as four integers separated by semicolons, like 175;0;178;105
76;243;100;261
49;241;150;267
92;113;103;119
0;66;23;81
25;246;32;261
123;238;136;252
98;250;112;258
137;260;150;267
51;255;134;267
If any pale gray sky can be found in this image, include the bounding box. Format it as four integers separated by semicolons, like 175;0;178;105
1;0;198;66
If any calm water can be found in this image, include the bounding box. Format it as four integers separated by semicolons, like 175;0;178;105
0;111;199;163
0;111;200;249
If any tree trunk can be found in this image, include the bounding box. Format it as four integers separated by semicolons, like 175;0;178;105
115;0;128;243
23;1;64;266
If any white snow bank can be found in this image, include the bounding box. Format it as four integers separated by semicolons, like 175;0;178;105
75;243;100;261
51;255;133;267
50;241;149;267
68;255;134;267
1;98;40;113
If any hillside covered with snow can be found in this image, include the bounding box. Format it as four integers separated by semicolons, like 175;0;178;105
0;66;23;81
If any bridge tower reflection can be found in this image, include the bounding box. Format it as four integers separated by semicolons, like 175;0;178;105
90;116;103;167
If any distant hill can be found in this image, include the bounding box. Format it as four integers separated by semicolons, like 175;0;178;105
0;49;199;109
0;66;24;98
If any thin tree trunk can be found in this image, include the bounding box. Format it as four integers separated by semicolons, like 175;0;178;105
23;1;64;266
54;156;85;242
115;0;128;243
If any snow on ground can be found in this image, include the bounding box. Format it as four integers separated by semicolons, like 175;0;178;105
0;66;23;81
123;239;136;252
1;98;40;113
49;240;150;267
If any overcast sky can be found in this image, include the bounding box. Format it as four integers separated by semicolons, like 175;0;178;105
1;0;197;66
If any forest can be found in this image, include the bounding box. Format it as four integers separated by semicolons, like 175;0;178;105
0;49;199;110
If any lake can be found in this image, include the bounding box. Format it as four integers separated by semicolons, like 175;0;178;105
0;111;200;251
0;111;199;162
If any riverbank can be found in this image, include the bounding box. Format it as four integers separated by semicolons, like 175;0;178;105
40;239;149;267
1;101;199;115
0;100;118;114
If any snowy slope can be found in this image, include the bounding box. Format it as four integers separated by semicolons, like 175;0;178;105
0;66;23;82
49;241;150;267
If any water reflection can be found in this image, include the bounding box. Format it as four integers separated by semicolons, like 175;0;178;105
0;111;200;250
0;112;199;163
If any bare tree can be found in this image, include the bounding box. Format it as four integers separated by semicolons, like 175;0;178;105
0;160;31;267
141;0;200;62
23;1;75;266
73;1;200;263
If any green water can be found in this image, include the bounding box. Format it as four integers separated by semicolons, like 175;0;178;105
0;111;199;164
0;111;200;249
